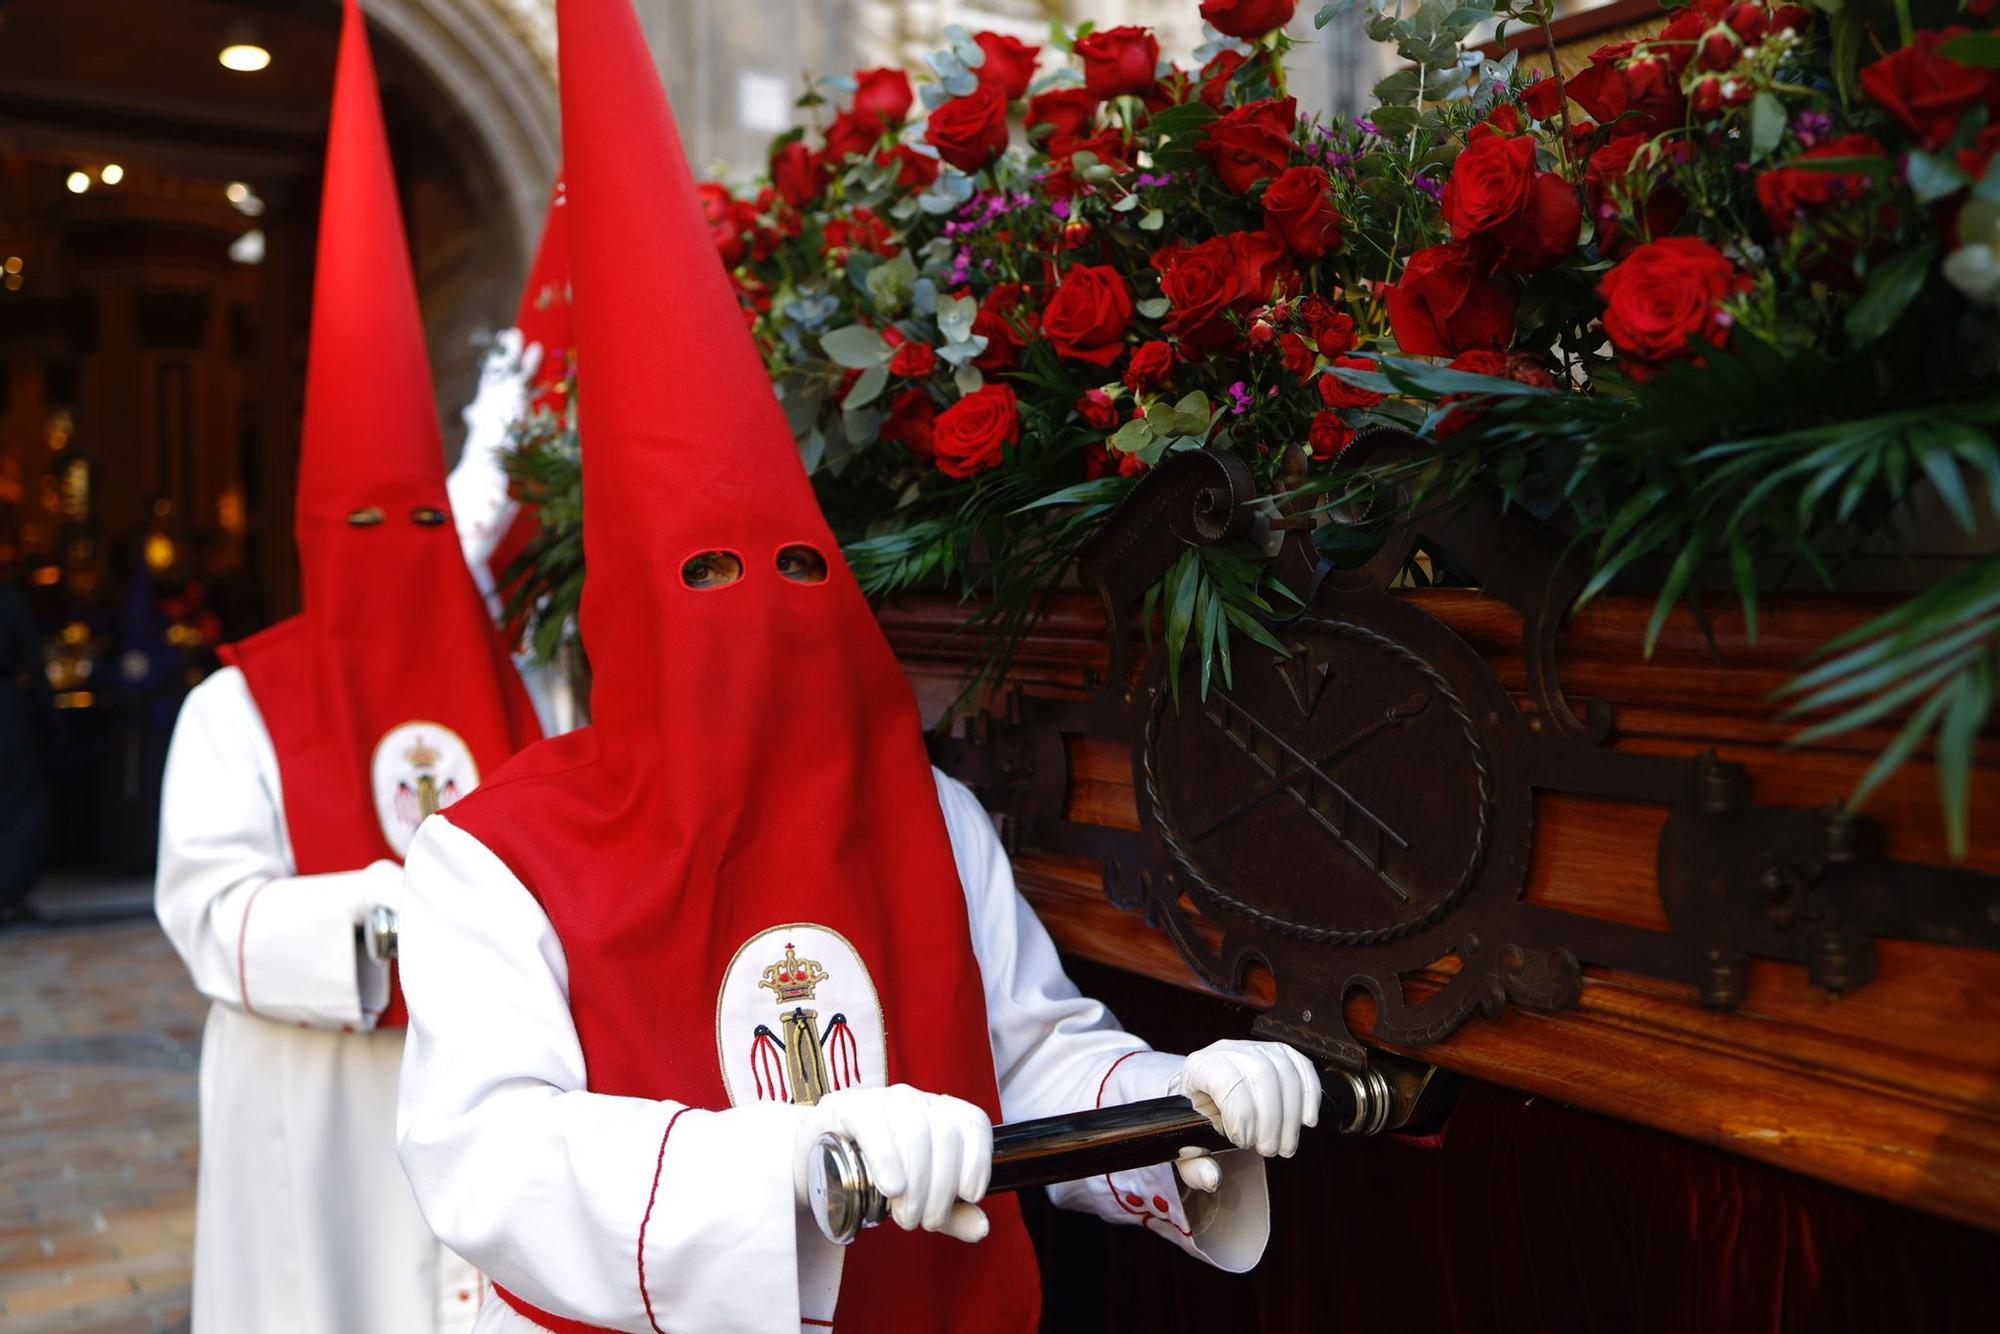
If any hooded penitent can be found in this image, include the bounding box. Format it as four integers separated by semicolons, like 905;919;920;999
219;0;542;1025
450;175;572;601
441;0;1041;1327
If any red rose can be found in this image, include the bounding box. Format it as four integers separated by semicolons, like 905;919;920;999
697;182;746;266
1756;133;1885;234
1152;230;1289;351
853;68;915;126
1442;130;1581;273
1044;127;1134;198
1077;388;1120;429
771;141;825;208
1262;165;1345;258
875;144;942;189
1083;441;1116;479
1309;411;1355;462
1585;132;1684;255
1075;26;1161;100
1566;40;1685;136
926;86;1012;172
1860;28;2000;149
1199;97;1297;194
1043;265;1134;365
1199;0;1297;39
1028;89;1099;153
1960;124;2000;183
1434;350;1555;439
1598;235;1747;368
1198;50;1247;110
1124;339;1175;392
821;207;898;259
1520;73;1563;122
1318;355;1385;410
881;387;940;462
933;384;1021;478
1296;296;1355;353
889;338;938;378
1119;450;1151;478
974;32;1041;100
1384;241;1517;357
973;283;1034;370
1279;331;1315;379
825;109;884;162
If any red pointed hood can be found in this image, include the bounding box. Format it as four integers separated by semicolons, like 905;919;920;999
516;173;573;402
445;2;1040;1327
221;0;541;985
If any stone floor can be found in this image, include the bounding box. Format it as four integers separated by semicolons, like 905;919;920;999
0;915;203;1332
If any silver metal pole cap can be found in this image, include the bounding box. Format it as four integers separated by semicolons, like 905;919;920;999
808;1131;887;1245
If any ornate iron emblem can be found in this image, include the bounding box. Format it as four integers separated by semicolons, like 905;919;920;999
934;435;2000;1068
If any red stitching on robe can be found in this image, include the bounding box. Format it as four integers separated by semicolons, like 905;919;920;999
638;1106;690;1334
1094;1049;1192;1237
236;881;273;1017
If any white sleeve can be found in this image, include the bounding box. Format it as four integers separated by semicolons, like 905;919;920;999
395;816;805;1334
934;770;1271;1273
154;667;396;1030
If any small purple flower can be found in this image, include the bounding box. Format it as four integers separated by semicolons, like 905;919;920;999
1227;381;1253;416
1052;196;1072;219
1354;116;1381;138
1415;174;1444;201
1793;110;1833;148
1137;171;1177;189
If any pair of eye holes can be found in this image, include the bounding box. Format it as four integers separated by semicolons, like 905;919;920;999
348;506;449;527
683;544;828;590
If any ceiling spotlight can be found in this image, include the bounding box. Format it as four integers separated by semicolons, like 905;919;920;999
65;171;90;194
225;182;249;204
100;163;124;185
229;229;266;266
219;22;271;73
3;256;21;275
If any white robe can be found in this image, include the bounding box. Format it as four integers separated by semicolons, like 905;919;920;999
156;666;490;1333
394;771;1271;1334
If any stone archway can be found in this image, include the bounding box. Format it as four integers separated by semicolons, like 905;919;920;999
365;0;559;267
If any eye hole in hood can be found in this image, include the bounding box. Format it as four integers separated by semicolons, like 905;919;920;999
775;544;828;585
680;550;744;591
347;506;385;527
411;505;449;527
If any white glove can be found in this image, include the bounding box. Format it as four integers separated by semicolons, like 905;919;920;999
1166;1040;1322;1194
792;1085;993;1243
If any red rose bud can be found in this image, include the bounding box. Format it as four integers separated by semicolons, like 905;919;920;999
1077;387;1120;429
881;387;940;461
926;85;1012;172
876;144;942;189
1598;235;1747;370
1262;164;1345;258
825;108;884;162
1724;4;1769;43
1249;318;1277;346
771;141;825;208
1308;410;1355;462
853;68;915;126
1317;355;1385;410
1772;5;1812;33
1860;27;2000;150
1118;450;1150;478
1520;73;1563;122
1384;241;1517;357
889;340;938;378
1027;88;1099;153
1124;339;1176;392
1043;264;1135;366
1199;96;1298;194
933;383;1021;478
973;32;1041;101
1061;220;1096;250
1692;77;1726;117
1075;26;1162;100
1279;331;1315;379
1198;49;1248;110
1198;0;1298;40
1755;132;1885;234
1699;30;1739;73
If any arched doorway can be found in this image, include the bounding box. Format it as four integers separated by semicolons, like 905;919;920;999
0;0;553;877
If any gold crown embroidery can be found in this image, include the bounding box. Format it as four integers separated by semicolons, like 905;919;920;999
759;943;827;1004
403;736;441;770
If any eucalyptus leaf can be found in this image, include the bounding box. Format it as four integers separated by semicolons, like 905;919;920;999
1906;149;1971;204
1749;92;1786;163
820;324;894;369
844;363;889;410
1136;296;1171;319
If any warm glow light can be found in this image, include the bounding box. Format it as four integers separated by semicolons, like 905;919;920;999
225;182;249;203
65;171;90;194
219;43;271;72
100;163;124;185
4;256;22;274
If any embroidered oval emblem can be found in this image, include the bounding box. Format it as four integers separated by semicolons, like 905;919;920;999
716;923;886;1107
370;720;479;857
